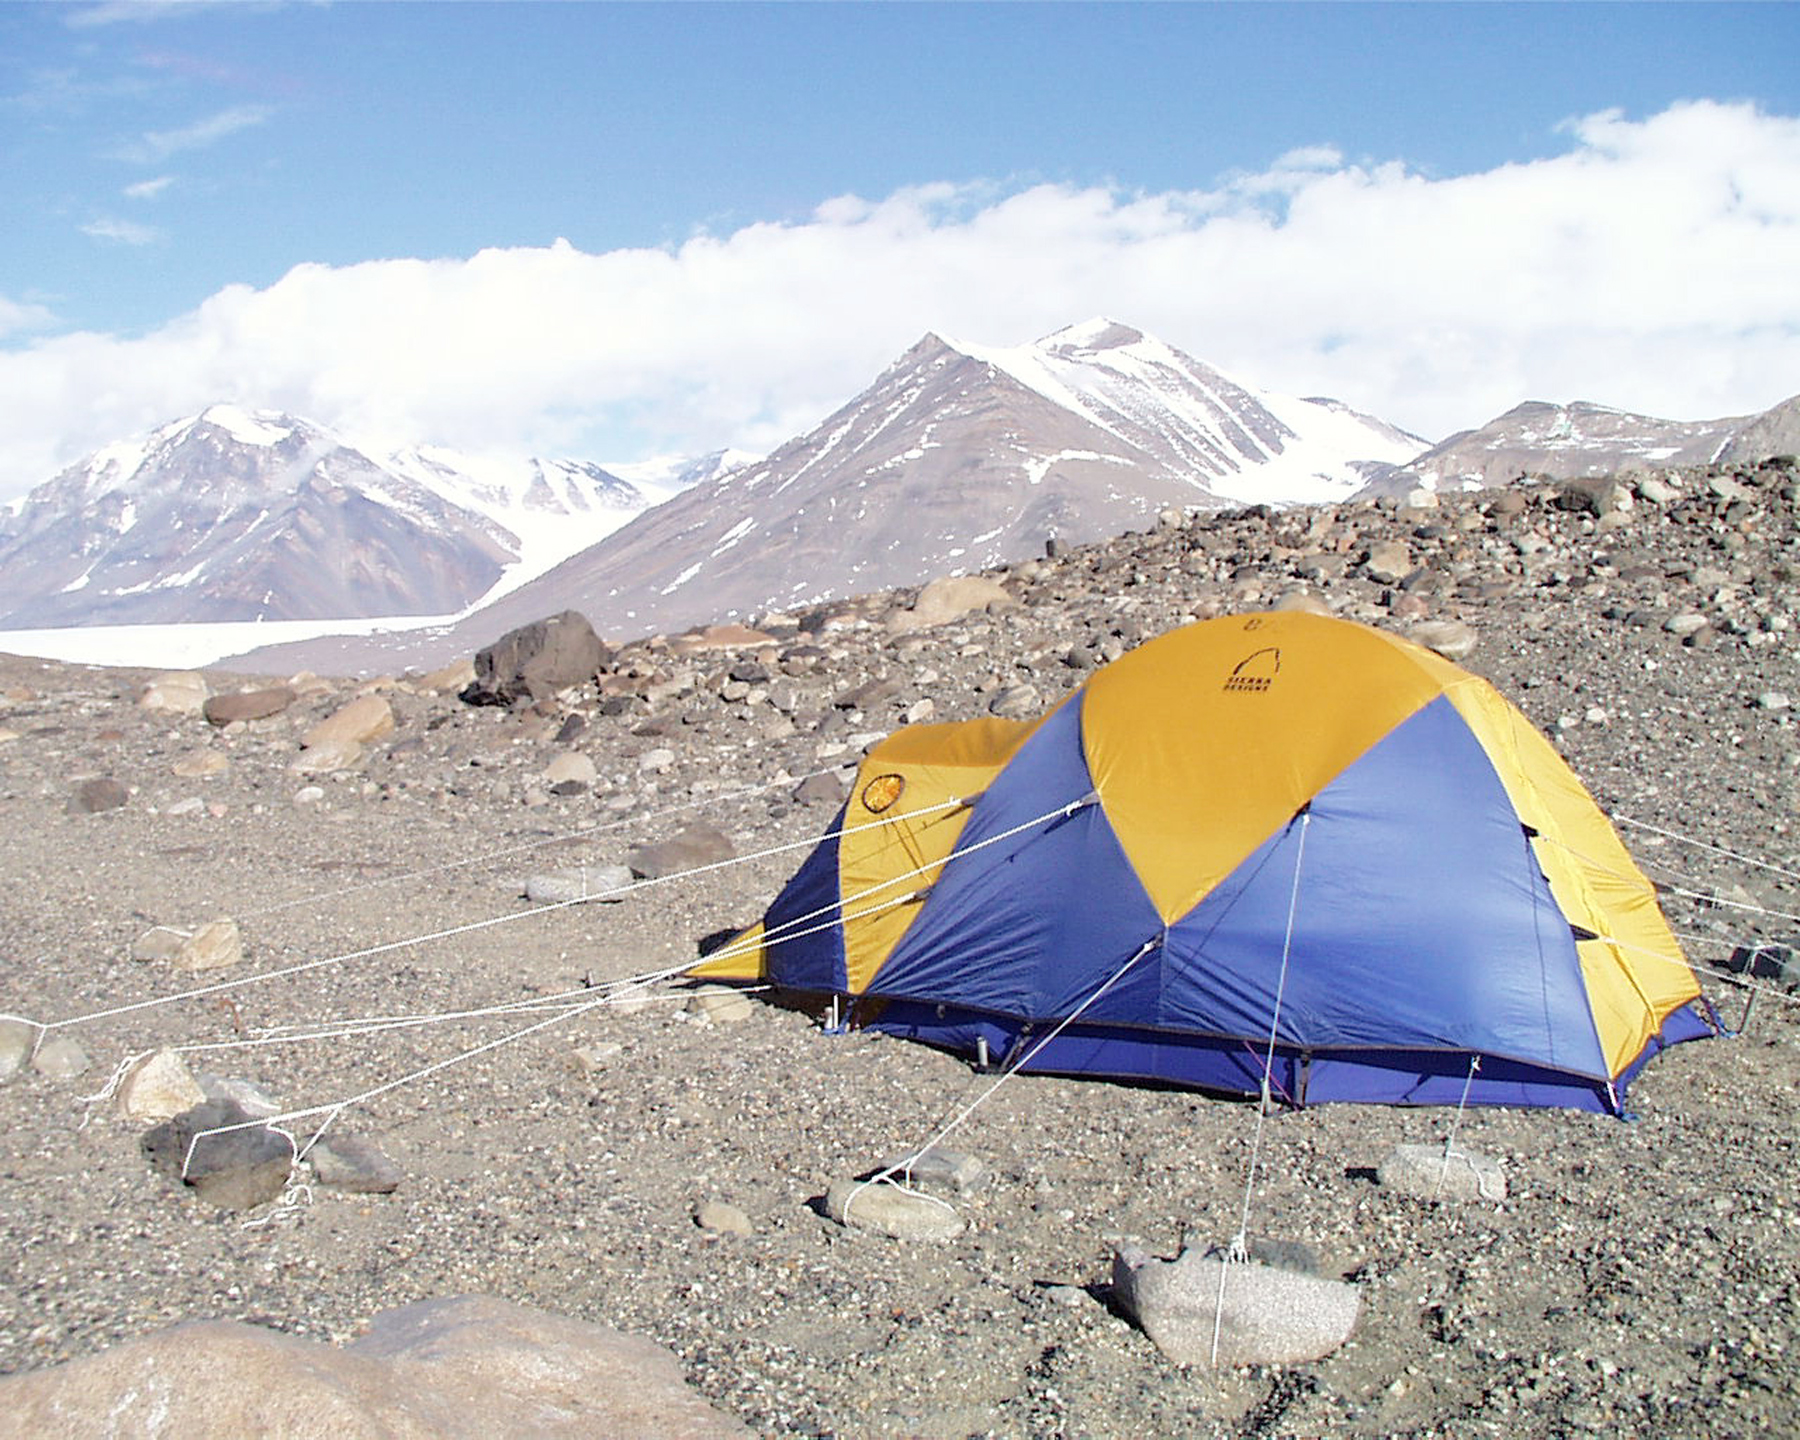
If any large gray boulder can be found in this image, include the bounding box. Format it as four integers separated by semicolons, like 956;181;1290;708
0;1294;750;1438
467;611;610;707
1111;1245;1360;1367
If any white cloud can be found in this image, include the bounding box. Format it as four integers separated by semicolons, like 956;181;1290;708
115;103;271;163
66;1;270;28
2;99;1796;501
79;216;163;245
0;296;58;341
123;175;175;200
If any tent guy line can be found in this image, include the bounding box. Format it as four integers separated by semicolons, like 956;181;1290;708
841;933;1164;1230
1616;815;1800;887
231;759;856;923
14;790;975;1037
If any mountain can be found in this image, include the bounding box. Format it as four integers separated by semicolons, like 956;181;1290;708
1718;393;1800;466
0;407;676;630
1358;394;1800;497
409;320;1425;648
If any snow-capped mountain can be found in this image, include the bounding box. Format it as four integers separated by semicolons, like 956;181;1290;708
1356;398;1777;496
0;406;689;630
438;319;1424;644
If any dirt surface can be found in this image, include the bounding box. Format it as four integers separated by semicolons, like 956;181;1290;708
0;461;1796;1437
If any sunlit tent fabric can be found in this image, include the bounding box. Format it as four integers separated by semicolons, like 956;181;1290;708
699;612;1714;1113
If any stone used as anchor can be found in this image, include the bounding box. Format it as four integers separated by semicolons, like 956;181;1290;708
1111;1245;1361;1367
823;1179;964;1241
142;1098;294;1211
1377;1143;1508;1202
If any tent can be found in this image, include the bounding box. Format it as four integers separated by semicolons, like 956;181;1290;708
698;611;1715;1113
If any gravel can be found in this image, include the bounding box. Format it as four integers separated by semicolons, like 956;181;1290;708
0;460;1795;1436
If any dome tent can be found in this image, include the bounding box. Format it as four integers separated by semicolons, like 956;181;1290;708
699;612;1715;1113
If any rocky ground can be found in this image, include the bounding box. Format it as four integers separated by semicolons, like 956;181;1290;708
0;459;1796;1437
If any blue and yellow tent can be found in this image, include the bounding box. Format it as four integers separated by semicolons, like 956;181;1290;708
700;612;1713;1113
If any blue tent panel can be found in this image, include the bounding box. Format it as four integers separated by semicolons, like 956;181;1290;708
872;697;1168;1020
1163;696;1610;1080
761;802;849;993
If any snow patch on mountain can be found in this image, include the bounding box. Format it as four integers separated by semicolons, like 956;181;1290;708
0;404;730;640
946;319;1422;504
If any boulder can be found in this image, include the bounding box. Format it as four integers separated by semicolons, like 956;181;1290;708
889;575;1015;632
696;1200;755;1236
171;750;230;779
1271;588;1333;616
668;624;777;655
1409;619;1479;661
1363;541;1414;586
142;1098;293;1210
416;658;477;694
172;920;242;973
291;737;364;773
792;771;848;807
1556;475;1634;516
0;1294;751;1438
0;1018;36;1082
824;1180;965;1240
987;683;1040;719
69;777;129;814
203;687;296;726
1111;1245;1360;1367
303;696;395;750
626;824;735;880
139;671;210;715
308;1134;402;1194
686;985;754;1024
197;1073;284;1118
1377;1142;1508;1201
1727;943;1798;989
543;751;598;787
117;1049;207;1123
524;866;634;905
132;925;189;962
867;1146;987;1195
31;1036;88;1082
469;612;610;706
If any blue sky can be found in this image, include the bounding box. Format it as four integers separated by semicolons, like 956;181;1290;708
2;1;1798;495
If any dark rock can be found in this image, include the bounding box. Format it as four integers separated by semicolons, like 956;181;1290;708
778;644;829;675
1727;944;1798;989
834;677;901;711
467;612;611;707
793;771;848;807
142;1099;293;1210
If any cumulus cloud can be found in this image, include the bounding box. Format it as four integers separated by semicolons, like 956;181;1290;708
2;99;1796;499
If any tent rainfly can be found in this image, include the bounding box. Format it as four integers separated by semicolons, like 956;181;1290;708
699;612;1716;1113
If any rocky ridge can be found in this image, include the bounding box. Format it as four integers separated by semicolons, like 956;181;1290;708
0;456;1795;1436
